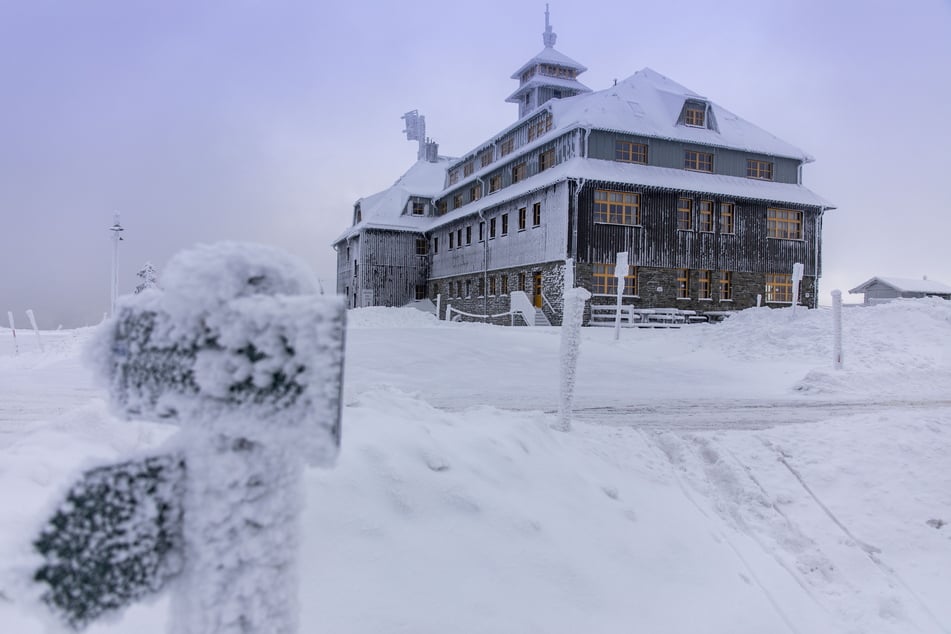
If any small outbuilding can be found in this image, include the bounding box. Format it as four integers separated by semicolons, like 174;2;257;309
849;276;951;305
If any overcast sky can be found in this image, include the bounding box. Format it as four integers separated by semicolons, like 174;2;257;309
2;0;950;327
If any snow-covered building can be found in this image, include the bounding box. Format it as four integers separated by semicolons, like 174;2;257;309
849;277;951;305
334;9;832;324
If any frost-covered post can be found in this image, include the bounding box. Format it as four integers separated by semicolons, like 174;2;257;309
555;261;590;432
33;243;345;634
791;262;804;315
134;261;159;294
613;252;628;340
7;311;18;355
25;309;43;352
108;213;124;316
832;289;843;370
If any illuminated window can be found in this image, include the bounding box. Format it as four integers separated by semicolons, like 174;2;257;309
678;198;693;230
614;140;648;164
518;272;526;291
500;137;514;156
489;175;502;192
767;208;803;239
699;200;714;232
698;270;712;299
412;202;425;215
470;184;482;202
437;200;447;216
592;263;637;295
593;189;640;225
480;149;494;167
720;203;735;234
532;202;541;226
719;271;732;300
448;169;460;185
415;238;428;255
538;148;555;171
518;207;527;230
746;159;773;180
685;150;713;172
677;269;690;298
765;273;793;303
512;162;526;183
501;213;509;235
684;104;705;127
463;160;474;177
453;193;463;208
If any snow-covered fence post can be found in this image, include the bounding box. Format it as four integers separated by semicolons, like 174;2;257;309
7;311;18;355
791;262;804;315
756;294;762;307
26;309;43;352
555;268;590;433
832;289;843;370
614;251;628;341
435;293;441;320
31;243;346;634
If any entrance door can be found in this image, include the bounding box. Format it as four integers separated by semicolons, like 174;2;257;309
533;272;542;308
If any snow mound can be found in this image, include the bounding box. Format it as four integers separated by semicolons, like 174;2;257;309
346;306;440;329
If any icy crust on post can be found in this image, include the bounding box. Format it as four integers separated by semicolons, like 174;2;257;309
86;242;345;468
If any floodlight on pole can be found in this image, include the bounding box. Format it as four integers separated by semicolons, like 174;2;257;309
109;213;125;316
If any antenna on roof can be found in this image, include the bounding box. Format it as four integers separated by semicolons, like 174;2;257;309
401;110;438;161
543;3;557;48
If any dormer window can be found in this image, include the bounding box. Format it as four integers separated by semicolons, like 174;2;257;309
411;202;425;216
354;204;362;225
684;103;705;127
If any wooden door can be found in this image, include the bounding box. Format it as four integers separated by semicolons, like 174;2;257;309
533;272;542;308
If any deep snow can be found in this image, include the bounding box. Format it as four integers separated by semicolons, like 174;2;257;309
1;299;950;633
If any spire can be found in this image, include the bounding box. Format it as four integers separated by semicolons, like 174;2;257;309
542;4;556;48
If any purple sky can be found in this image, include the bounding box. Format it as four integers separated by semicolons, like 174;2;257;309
2;0;950;327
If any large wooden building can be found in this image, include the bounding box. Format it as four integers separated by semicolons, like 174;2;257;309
334;10;832;325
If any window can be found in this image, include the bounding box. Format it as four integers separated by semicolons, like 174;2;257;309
437;200;447;216
518;207;527;230
415;238;428;255
480;148;494;167
719;271;732;300
592;263;637;295
453;193;463;208
478;277;485;296
412;202;425;216
466;226;472;245
766;273;793;303
501;275;508;294
527;113;553;141
465;280;472;297
699;200;714;232
415;285;426;300
538;148;555;171
501;213;509;235
767;208;803;239
490;217;497;238
698;270;712;299
747;159;773;180
500;137;514;157
532;202;541;226
489;276;496;295
684;104;705;127
448;169;460;186
479;221;485;241
463;160;474;177
593;189;640;225
455;281;462;297
685;150;713;172
615;140;648;164
720;203;735;234
512;163;526;184
677;269;690;298
354;206;362;223
470;184;482;202
677;198;693;230
448;232;454;249
489;175;502;193
432;283;438;297
433;236;439;254
457;229;462;247
518;272;526;291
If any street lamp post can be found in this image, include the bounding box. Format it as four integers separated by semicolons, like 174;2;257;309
109;213;124;316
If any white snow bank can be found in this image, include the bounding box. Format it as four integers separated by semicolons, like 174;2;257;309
346;306;441;328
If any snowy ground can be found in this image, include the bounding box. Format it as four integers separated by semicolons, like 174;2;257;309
1;300;950;633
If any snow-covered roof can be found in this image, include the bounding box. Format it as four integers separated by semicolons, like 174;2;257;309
510;46;588;79
506;75;593;102
549;68;814;162
849;277;951;295
334;157;451;243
